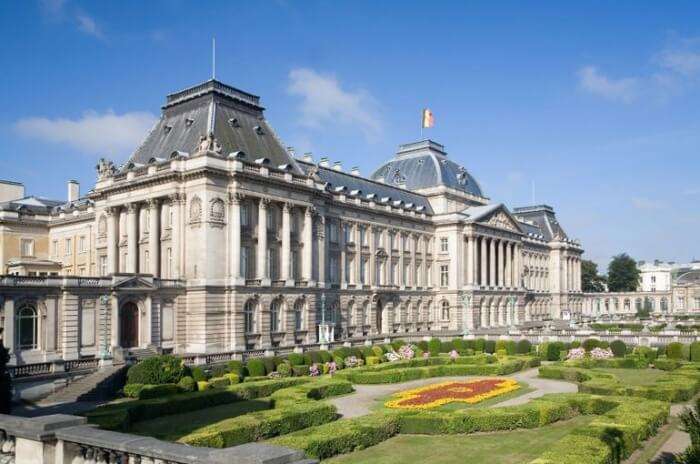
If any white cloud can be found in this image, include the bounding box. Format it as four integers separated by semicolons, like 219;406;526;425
631;197;665;210
287;68;381;140
14;110;157;158
75;12;103;38
577;66;639;103
655;37;700;76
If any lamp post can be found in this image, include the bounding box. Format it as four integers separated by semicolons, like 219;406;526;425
461;293;472;338
319;292;327;344
99;294;111;361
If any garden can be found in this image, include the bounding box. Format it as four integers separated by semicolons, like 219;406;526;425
83;337;700;463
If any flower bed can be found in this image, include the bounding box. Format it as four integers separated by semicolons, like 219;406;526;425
385;379;520;410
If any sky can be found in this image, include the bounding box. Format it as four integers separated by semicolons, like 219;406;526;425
1;1;699;271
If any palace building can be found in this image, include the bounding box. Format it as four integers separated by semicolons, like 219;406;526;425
0;78;583;366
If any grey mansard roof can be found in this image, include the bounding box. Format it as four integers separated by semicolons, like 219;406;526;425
369;140;485;198
0;196;64;215
512;205;568;241
297;160;434;215
127;80;302;174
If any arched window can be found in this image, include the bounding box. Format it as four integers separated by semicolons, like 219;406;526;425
635;298;642;311
270;300;281;333
244;300;256;334
441;301;450;320
294;299;304;331
624;299;631;311
17;304;38;350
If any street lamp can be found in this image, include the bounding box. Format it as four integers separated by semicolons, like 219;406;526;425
461;293;472;337
99;295;111;360
319;292;327;344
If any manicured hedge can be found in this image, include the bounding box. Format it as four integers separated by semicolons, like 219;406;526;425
666;342;685;360
610;340;627;357
691;342;700;362
428;338;441;356
517;339;532;354
246;359;266;377
126;355;189;385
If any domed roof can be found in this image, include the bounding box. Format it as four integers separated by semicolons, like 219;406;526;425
369;140;484;198
677;269;700;285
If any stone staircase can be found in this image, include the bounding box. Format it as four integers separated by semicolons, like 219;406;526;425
38;364;128;405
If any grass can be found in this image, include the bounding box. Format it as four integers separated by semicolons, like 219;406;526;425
325;416;594;464
593;368;668;386
129;398;272;441
372;379;533;413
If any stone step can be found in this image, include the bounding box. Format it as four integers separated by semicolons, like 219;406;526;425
38;365;128;405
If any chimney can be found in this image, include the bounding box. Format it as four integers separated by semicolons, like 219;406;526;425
333;161;343;171
351;166;360;176
68;180;80;202
319;157;330;168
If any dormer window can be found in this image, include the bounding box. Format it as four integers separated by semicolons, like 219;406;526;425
228;118;240;128
163;125;172;134
254;125;264;135
185;118;195;127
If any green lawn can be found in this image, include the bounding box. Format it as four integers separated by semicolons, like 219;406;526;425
593;368;668;386
129;399;272;441
325;416;594;464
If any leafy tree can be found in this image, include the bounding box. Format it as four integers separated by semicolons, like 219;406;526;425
607;254;640;292
677;398;700;463
581;259;607;292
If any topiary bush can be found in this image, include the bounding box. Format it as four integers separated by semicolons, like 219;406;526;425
516;339;532;354
261;357;277;375
428;338;441;356
484;340;496;354
177;376;197;392
452;338;466;351
691;342;700;362
667;342;685;360
247;359;266;377
610;340;627;357
361;346;374;360
372;346;384;358
474;338;485;353
319;351;333;363
440;341;453;353
417;341;429;352
277;362;292;378
391;340;406;350
287;353;305;366
582;338;600;352
227;360;246;378
126;355;189;385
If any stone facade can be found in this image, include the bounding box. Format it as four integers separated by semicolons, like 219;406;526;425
0;79;584;365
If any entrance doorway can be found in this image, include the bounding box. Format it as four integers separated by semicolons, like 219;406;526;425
119;302;139;348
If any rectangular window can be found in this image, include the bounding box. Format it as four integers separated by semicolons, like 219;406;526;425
440;265;449;287
329;223;338;243
361;227;367;246
99;255;108;276
440;237;449;253
79;236;86;253
65;238;72;255
360;257;367;284
52;240;59;257
20;239;34;257
240;205;249;227
329;256;338;283
241;246;250;278
343;224;351;243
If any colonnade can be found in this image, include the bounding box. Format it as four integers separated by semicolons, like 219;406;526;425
565;255;581;292
465;235;521;289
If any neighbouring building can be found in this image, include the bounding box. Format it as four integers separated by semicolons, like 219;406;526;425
0;78;584;366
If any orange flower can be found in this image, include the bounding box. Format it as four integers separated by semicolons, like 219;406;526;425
385;378;519;410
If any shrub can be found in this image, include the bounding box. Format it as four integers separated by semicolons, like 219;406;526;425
366;356;381;366
440;341;453;353
582;338;600;352
177;376;197;392
683;344;692;361
208;376;231;389
305;351;323;365
126;355;189;385
210;365;228;378
123;383;145;398
320;351;333;363
516;339;532;354
197;381;210;391
261;357;277;374
667;342;685;360
227;360;246;378
452;339;466;351
372;346;384;358
634;346;658;363
292;365;310;377
417;341;429;352
191;366;207;382
655;359;682;371
691;342;700;362
391;339;406;350
287;353;305;366
610;340;627;358
137;383;181;399
495;340;508;353
484;340;496;354
571;340;581;348
474;338;485;352
225;373;241;385
278;362;292;377
247;359;266;377
428;338;441;356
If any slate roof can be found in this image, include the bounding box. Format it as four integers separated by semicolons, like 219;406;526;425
676;270;700;285
297;160;434;214
127;80;302;173
369;140;485;198
0;196;64;215
512;205;569;241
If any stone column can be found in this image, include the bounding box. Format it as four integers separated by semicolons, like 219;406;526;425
126;202;139;273
339;219;346;286
281;202;292;284
369;226;377;287
148;199;160;277
106;207;119;274
354;224;362;285
230;193;242;282
466;235;474;286
505;241;512;288
480;237;487;286
317;214;327;286
303;206;314;283
3;299;14;355
398;233;405;287
513;243;521;288
410;233;417;288
257;198;269;281
497;240;505;288
170;194;182;279
480;302;488;328
489;238;496;287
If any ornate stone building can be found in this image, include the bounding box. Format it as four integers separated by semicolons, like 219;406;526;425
0;79;583;365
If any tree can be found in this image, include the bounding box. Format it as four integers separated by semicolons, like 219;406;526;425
581;259;607;292
607;254;640;292
676;397;700;463
0;342;11;414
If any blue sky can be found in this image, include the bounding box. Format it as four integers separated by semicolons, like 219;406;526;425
1;1;699;270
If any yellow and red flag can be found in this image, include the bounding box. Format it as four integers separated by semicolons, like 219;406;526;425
422;108;435;128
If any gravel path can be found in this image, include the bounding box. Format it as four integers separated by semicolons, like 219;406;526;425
329;367;578;418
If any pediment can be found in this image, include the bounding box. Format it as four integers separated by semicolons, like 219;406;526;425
477;207;523;234
113;275;155;289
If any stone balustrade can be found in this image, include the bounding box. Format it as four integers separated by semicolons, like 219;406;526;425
0;414;311;464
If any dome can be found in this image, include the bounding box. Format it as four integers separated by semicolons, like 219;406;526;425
676;269;700;285
369;140;484;198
